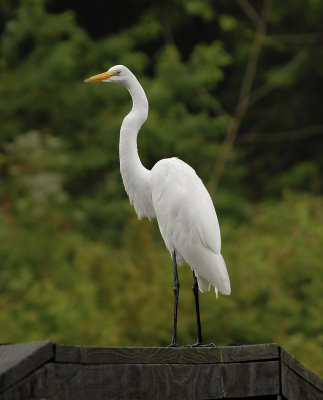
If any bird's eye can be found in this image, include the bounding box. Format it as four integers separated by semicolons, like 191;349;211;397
115;70;121;76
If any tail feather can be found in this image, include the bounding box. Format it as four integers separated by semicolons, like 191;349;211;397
196;274;210;293
213;253;231;295
188;247;231;296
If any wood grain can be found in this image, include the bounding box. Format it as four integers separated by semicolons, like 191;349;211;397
0;341;53;394
280;347;323;393
54;343;279;365
282;363;323;400
29;360;280;400
1;342;322;400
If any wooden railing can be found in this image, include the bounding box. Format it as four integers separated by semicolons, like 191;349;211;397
0;341;322;399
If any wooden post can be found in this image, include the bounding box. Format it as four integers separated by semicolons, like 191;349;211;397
0;342;322;399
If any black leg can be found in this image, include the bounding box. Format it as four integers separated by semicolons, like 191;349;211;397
169;250;180;347
192;271;203;345
187;272;215;347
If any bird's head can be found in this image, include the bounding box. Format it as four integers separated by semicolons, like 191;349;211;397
84;65;132;85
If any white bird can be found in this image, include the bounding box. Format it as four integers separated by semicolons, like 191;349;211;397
85;65;231;346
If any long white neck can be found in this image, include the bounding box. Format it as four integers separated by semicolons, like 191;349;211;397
119;74;155;220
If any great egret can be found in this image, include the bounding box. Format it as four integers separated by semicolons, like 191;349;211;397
85;65;231;346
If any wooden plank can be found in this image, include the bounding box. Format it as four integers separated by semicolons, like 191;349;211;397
3;342;322;399
280;347;323;392
282;363;323;400
27;360;280;400
0;372;35;400
55;343;279;365
0;341;53;394
0;361;58;400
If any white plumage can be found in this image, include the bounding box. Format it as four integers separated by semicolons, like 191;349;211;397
85;65;230;345
150;157;230;295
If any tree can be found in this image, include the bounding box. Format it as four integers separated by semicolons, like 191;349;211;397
0;0;322;376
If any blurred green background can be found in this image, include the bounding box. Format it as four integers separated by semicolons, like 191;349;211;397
1;0;322;376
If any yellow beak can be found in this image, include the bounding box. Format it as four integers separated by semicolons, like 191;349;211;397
84;71;113;83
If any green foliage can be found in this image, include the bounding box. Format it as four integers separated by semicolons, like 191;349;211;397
1;193;322;374
179;0;215;21
0;0;322;378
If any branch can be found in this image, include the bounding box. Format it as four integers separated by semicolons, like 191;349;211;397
238;125;323;143
237;0;263;28
208;0;274;195
270;33;323;45
248;50;307;108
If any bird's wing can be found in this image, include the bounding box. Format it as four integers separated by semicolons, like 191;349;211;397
150;158;221;255
150;158;230;295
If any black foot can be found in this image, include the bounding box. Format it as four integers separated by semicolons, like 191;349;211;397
185;342;216;348
168;342;179;348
